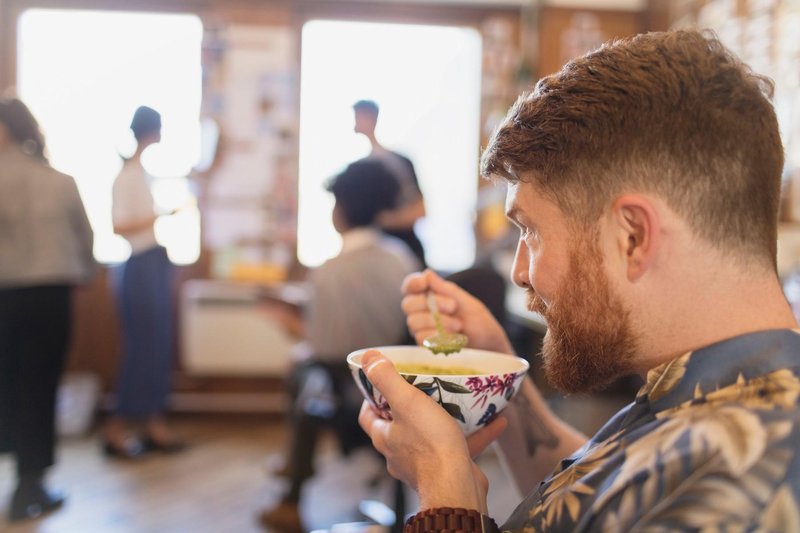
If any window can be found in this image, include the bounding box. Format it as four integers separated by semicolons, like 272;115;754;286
18;9;203;264
298;20;482;271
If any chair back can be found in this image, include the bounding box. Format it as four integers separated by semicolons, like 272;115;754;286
446;266;507;325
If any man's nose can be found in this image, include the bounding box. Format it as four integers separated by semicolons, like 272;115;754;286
511;239;531;289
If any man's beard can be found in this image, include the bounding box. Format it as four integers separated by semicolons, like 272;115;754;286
527;240;637;394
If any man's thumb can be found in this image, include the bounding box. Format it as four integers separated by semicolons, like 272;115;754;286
362;349;407;403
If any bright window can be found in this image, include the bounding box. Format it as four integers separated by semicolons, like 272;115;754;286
298;20;482;271
17;9;203;264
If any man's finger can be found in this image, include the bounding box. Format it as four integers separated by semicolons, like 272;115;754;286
359;399;377;429
406;311;436;332
428;272;475;311
426;269;459;297
358;401;390;455
422;268;445;288
401;293;429;314
401;271;428;295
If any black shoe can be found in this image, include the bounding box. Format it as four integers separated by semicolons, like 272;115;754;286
143;436;187;454
102;437;145;459
9;483;66;522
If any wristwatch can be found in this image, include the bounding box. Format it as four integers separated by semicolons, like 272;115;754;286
404;507;501;533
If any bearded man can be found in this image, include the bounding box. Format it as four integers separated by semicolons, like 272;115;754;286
358;29;800;531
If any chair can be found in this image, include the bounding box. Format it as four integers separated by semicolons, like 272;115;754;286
298;361;371;456
445;266;508;325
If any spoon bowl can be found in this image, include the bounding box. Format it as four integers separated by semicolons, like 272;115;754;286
423;292;468;355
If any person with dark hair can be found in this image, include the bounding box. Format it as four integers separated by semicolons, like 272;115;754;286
103;105;183;458
258;158;420;531
0;96;96;522
129;105;161;143
353;99;428;268
359;30;800;531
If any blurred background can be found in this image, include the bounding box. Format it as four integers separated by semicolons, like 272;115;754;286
1;0;800;531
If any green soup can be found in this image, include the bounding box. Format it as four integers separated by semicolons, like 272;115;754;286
395;363;480;375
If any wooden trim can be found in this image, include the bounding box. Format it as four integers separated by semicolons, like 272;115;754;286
643;0;672;31
0;0;524;91
293;0;520;27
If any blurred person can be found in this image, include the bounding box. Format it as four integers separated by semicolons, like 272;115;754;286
0;96;96;522
353;99;427;268
358;30;800;531
103;106;183;458
258;159;420;532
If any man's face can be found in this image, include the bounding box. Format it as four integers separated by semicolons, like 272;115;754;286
506;182;637;393
353;109;377;136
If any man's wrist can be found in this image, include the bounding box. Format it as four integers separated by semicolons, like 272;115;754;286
416;459;485;512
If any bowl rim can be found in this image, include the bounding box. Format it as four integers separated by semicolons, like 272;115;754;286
346;345;530;377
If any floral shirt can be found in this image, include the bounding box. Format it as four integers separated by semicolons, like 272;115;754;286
502;329;800;532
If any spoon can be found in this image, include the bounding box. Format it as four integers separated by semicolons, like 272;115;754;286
422;292;468;355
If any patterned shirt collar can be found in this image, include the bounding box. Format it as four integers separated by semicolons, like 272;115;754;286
637;329;800;414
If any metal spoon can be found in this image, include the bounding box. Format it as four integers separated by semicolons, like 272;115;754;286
422;292;468;355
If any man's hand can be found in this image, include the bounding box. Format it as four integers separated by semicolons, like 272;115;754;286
357;349;505;513
402;269;514;354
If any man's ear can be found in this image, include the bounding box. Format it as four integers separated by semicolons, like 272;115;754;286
610;195;660;281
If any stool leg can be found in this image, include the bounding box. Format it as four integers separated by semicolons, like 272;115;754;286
391;479;406;533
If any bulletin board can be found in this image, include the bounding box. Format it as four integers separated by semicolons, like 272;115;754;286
196;23;299;273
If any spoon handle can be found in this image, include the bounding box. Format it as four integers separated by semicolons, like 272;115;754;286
426;292;446;335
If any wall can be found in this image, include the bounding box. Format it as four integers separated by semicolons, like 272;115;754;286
660;0;800;279
537;6;643;77
474;2;648;263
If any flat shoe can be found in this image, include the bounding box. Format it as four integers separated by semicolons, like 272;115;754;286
143;437;187;454
102;437;145;459
9;483;66;522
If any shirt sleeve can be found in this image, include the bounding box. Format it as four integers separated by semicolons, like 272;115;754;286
398;154;422;195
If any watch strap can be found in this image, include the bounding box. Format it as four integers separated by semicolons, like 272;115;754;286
404;507;500;533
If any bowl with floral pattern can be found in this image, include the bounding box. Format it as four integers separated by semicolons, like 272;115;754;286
347;345;529;436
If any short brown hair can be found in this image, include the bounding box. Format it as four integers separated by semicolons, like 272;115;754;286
481;30;783;266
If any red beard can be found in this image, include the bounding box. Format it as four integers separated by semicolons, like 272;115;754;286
526;238;637;394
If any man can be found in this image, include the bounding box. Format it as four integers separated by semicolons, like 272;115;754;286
358;30;800;531
259;159;420;531
353;99;427;267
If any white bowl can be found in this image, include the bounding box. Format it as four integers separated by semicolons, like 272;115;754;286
347;345;529;436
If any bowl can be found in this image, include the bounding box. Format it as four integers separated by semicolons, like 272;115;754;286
347;345;529;436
